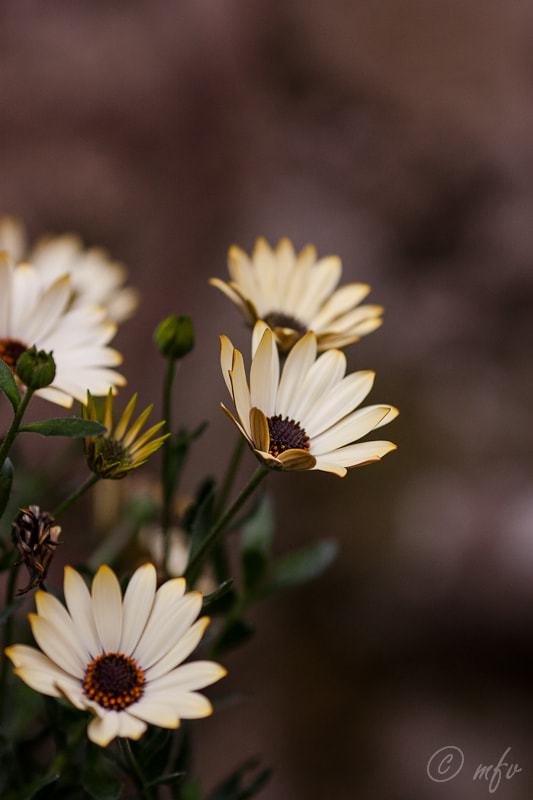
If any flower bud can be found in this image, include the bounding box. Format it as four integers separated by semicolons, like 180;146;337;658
154;314;194;360
16;347;56;390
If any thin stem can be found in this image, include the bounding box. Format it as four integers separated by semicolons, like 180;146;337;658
0;561;20;726
161;358;178;572
213;435;246;521
0;388;34;472
119;737;156;800
52;472;100;518
184;466;268;586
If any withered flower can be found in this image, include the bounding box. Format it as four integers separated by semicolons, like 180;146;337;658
12;506;61;595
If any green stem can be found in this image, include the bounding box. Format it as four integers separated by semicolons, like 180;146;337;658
0;561;20;728
184;466;268;586
161;359;178;573
119;737;156;800
213;435;246;521
52;472;100;518
0;388;34;472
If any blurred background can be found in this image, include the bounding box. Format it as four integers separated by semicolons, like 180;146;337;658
1;1;533;797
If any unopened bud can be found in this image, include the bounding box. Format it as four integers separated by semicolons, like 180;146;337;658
16;347;56;390
154;314;194;360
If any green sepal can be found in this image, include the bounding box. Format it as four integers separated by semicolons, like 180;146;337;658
0;457;14;519
206;756;273;800
19;418;107;438
0;359;20;411
257;538;338;600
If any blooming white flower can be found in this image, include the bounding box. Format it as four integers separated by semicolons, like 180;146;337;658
210;237;383;352
5;563;226;747
0;252;125;407
0;215;138;323
220;321;398;476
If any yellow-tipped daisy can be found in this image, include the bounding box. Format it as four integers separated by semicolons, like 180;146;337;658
210;237;384;352
5;563;226;747
0;253;125;407
0;215;139;323
82;390;169;479
220;321;398;477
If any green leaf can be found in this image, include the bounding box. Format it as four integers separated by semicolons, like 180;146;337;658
0;458;14;519
206;757;272;800
147;772;185;789
19;417;107;438
258;539;338;599
187;481;216;565
82;771;123;800
0;359;20;411
240;494;274;592
202;579;236;615
18;771;60;800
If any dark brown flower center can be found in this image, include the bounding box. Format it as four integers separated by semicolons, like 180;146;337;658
0;338;28;372
267;414;310;458
263;312;306;333
83;652;145;710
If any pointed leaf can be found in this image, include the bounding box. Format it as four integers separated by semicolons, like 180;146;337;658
206;757;272;800
258;539;338;599
19;418;107;438
240;494;274;591
0;458;13;518
0;359;20;411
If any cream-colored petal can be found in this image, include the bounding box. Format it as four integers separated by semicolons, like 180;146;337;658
311;406;391;454
291;350;348;427
5;644;76;698
219;335;235;395
316;440;397;468
118;712;147;740
251;238;279;312
311;458;347;477
373;405;400;428
249;406;270;452
35;591;90;663
227;245;258;301
277;449;316;470
144;617;209;682
295;256;342;322
133;582;198;670
250;327;278;416
120;564;157;655
311;283;371;328
91;565;123;653
251;320;270;357
149;661;227;693
29;614;86;677
276;331;317;415
305;370;375;438
220;403;252;445
127;699;180;728
88;710;121;747
324;304;383;334
229;349;251;436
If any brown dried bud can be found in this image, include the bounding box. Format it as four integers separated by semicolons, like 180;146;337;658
12;506;61;595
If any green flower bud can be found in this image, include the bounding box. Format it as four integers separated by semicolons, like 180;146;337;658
16;347;56;390
154;314;195;360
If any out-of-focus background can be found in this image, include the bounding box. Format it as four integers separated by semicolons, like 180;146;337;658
2;1;533;798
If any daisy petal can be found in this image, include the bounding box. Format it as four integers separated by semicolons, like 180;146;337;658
91;565;123;652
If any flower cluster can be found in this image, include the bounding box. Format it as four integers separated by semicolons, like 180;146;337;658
213;238;397;476
0;224;397;796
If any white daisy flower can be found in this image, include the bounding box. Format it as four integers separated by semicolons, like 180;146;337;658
210;237;384;352
5;563;226;747
220;321;398;477
0;252;125;407
0;215;139;323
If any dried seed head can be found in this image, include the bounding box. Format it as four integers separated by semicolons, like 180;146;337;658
12;506;61;595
